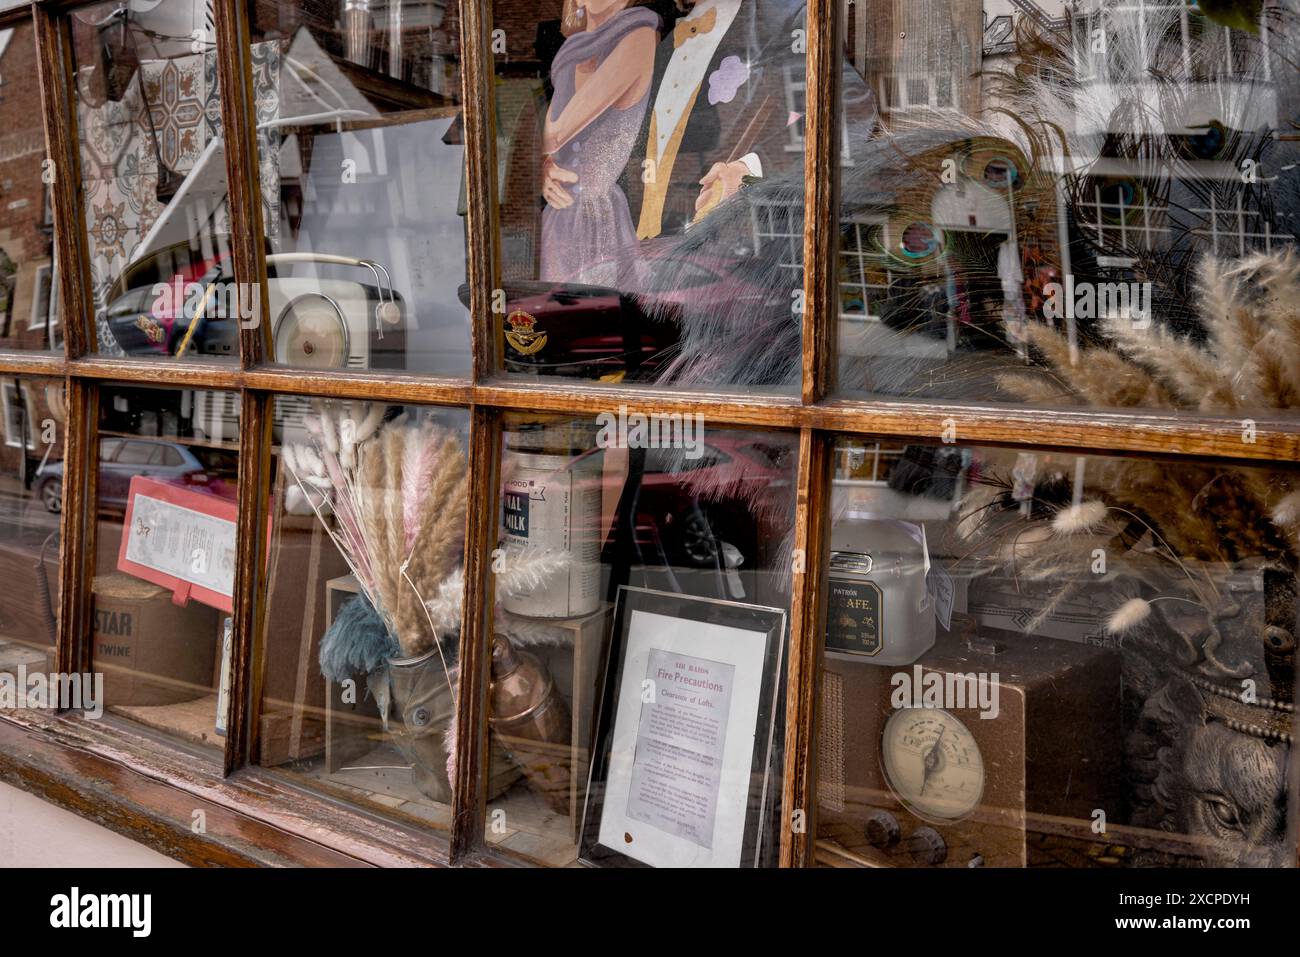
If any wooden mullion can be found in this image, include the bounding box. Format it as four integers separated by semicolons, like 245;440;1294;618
54;355;1300;464
213;0;273;776
34;2;93;361
801;0;842;405
54;376;97;679
458;0;502;382
450;405;501;861
471;380;804;428
788;0;840;866
779;427;832;867
0;6;31;29
224;388;272;776
808;400;1300;465
212;0;270;369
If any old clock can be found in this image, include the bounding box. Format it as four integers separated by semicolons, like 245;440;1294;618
818;621;1121;867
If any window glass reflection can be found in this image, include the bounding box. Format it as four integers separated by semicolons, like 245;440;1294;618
258;399;469;829
71;1;241;360
818;437;1298;868
492;0;827;392
486;412;797;866
0;18;62;353
91;384;241;752
0;376;64;704
834;1;1299;413
249;0;472;375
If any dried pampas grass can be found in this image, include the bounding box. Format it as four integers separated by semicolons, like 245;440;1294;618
283;406;469;660
1001;251;1300;569
1051;501;1108;536
1107;597;1152;636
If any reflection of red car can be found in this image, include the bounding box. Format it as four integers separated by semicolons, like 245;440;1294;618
459;249;783;381
566;436;792;572
616;250;786;314
494;281;675;380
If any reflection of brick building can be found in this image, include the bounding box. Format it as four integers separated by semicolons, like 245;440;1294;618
850;0;984;122
0;21;62;485
490;0;565;280
0;376;64;487
0;20;59;355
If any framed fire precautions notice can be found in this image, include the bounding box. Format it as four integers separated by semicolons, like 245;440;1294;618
580;587;786;868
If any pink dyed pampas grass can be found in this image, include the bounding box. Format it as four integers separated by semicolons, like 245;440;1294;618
282;401;468;659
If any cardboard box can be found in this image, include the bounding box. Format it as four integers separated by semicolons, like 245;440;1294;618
92;573;220;706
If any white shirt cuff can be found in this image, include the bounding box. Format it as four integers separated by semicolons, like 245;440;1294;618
738;152;763;178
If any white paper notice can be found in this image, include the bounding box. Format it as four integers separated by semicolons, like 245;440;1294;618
599;608;769;868
626;649;735;849
124;494;238;598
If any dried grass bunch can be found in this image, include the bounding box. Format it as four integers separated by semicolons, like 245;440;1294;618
998;251;1300;565
282;401;468;659
957;252;1299;671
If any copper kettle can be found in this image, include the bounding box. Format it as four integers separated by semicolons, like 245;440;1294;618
489;634;573;815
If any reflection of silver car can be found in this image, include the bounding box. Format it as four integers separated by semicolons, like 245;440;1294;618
35;438;230;514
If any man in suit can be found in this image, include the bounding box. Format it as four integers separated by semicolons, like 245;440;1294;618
542;0;807;239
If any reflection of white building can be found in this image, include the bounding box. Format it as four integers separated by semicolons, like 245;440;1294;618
1063;0;1296;259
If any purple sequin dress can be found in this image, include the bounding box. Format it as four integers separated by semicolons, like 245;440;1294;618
539;8;661;284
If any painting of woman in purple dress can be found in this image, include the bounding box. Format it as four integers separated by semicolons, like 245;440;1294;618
539;1;661;284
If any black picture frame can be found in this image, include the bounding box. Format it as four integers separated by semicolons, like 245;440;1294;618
579;586;787;868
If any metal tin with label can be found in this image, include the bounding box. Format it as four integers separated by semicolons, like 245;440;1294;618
502;421;601;619
825;519;934;666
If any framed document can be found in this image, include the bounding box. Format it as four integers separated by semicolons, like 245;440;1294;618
579;587;786;868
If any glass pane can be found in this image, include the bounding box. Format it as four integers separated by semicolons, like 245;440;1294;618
71;1;238;361
0;17;62;353
92;384;241;752
835;1;1299;416
490;0;808;392
816;436;1299;868
485;411;798;866
0;376;64;711
257;397;469;830
247;1;471;376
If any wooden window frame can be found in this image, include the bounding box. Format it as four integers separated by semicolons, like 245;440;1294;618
0;0;1296;868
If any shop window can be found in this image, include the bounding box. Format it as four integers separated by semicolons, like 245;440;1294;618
0;20;61;353
816;436;1299;868
257;397;470;830
246;0;473;376
488;0;811;393
833;0;1299;415
484;411;797;866
70;1;240;361
90;384;242;754
0;375;63;699
0;0;1295;873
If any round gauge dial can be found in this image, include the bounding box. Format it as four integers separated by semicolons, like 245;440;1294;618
881;708;985;822
276;294;350;369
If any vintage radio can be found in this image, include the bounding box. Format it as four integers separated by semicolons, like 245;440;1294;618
819;623;1121;867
